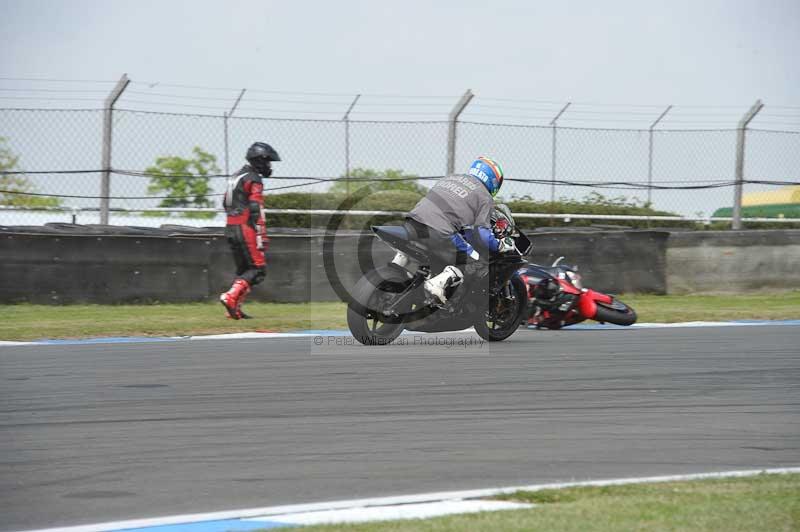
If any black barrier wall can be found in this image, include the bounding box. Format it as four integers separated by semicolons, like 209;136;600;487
0;228;388;304
528;231;668;294
665;230;800;293
1;232;224;304
1;228;797;304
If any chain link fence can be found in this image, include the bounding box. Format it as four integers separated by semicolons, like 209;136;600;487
1;106;799;227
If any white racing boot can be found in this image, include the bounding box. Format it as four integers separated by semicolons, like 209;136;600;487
423;265;464;305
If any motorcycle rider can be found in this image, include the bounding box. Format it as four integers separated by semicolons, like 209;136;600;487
404;156;514;304
219;142;280;319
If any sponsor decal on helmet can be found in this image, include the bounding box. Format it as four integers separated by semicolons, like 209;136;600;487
479;157;502;181
468;165;492;184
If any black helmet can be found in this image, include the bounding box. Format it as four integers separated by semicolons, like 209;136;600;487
246;142;280;177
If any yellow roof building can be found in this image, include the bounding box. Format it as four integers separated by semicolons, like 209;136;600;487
742;186;800;206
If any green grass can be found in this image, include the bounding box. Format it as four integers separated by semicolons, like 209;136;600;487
1;291;799;341
291;473;800;532
618;290;800;323
0;302;347;341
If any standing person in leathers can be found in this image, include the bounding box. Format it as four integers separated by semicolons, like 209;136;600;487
219;142;280;319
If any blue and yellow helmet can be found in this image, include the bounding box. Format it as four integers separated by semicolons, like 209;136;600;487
468;156;504;197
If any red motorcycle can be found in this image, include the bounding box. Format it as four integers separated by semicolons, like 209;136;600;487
488;204;636;330
518;258;637;329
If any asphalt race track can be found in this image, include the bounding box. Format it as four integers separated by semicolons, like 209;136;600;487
1;325;799;530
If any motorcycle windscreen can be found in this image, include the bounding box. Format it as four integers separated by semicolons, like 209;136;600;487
514;230;532;256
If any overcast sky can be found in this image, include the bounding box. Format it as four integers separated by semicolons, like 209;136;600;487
2;0;799;108
1;0;799;220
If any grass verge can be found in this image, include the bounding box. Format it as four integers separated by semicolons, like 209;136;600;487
291;473;800;532
1;302;347;341
1;291;799;341
618;291;800;323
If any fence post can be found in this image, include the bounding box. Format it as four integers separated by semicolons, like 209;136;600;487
647;105;672;207
342;94;361;196
732;99;764;230
549;102;571;216
446;89;474;175
100;74;129;225
224;89;246;176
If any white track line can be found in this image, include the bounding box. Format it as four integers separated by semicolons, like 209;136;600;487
14;467;800;532
246;499;532;526
3;319;800;347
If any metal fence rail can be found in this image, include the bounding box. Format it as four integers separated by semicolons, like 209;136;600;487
3;205;799;230
2;79;799;228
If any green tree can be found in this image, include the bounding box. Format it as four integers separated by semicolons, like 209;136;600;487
0;137;61;208
146;146;219;217
330;167;427;195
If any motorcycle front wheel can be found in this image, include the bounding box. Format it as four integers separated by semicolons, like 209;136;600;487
347;266;415;346
594;298;637;326
474;275;527;342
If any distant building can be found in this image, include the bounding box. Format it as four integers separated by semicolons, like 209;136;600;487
713;185;800;219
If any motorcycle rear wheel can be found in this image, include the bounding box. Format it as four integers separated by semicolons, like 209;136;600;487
347;267;414;346
474;276;527;342
594;298;637;326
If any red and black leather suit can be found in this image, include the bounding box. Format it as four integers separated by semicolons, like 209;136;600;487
223;164;268;286
220;142;279;320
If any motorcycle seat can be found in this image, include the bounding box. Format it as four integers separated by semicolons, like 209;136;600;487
372;225;429;262
373;225;409;242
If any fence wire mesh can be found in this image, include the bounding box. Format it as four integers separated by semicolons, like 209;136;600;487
1;106;799;227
